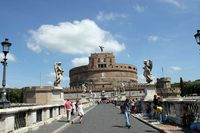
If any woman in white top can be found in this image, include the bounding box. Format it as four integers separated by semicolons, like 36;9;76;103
77;101;84;123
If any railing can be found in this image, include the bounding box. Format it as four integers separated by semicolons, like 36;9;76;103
162;97;200;125
14;111;26;130
142;96;200;126
0;104;66;133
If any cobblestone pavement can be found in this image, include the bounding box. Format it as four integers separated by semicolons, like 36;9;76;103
61;104;160;133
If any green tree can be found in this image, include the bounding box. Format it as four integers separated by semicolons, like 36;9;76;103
181;80;200;96
8;88;23;103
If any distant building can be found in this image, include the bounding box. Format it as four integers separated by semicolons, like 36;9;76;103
156;77;180;98
64;52;147;100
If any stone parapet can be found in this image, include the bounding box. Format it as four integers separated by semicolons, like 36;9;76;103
0;104;65;133
22;86;64;105
142;96;200;126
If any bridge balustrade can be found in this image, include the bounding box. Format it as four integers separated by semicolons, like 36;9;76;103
162;97;200;125
0;104;65;133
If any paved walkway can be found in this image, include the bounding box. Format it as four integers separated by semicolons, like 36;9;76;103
133;114;199;133
61;104;160;133
26;103;198;133
26;105;96;133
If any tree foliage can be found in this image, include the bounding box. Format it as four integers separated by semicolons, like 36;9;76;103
172;78;200;97
7;88;23;103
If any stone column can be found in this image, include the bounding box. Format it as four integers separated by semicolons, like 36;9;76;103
0;114;15;133
175;102;182;125
43;108;50;121
26;110;36;126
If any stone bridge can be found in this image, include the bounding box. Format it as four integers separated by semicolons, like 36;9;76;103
0;97;200;133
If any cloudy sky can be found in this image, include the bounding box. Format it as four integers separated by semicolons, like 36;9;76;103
0;0;200;88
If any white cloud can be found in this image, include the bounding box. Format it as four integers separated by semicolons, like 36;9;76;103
96;11;127;21
27;19;125;55
170;66;182;71
0;53;16;62
72;57;89;67
27;43;41;53
162;0;184;8
47;81;53;85
133;4;145;13
48;72;55;78
148;35;159;42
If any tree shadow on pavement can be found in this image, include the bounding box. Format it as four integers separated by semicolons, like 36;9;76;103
112;125;126;128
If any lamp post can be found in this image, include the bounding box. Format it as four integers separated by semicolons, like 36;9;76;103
0;38;11;108
194;30;200;45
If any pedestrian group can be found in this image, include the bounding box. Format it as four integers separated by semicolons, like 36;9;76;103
64;99;85;124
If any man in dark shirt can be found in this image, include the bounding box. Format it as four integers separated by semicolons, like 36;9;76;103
153;95;158;109
123;98;131;128
153;95;158;119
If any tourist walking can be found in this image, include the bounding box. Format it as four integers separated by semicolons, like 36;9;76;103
77;100;84;123
123;98;131;128
65;99;72;122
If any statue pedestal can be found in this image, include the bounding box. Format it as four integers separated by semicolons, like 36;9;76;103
119;92;126;101
50;87;65;104
80;94;89;104
143;85;156;101
22;86;64;105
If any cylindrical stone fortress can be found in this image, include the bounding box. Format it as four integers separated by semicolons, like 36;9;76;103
69;52;138;88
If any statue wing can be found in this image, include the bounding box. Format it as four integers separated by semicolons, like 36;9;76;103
54;63;57;73
149;60;153;70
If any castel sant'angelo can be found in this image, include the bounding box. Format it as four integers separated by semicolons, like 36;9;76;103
64;47;155;100
69;50;138;88
23;47;179;104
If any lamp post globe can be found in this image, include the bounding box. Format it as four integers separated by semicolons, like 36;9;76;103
0;38;11;108
1;38;11;56
194;30;200;45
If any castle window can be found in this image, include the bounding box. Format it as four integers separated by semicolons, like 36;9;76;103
98;64;107;68
128;66;132;69
98;58;100;62
104;58;106;62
